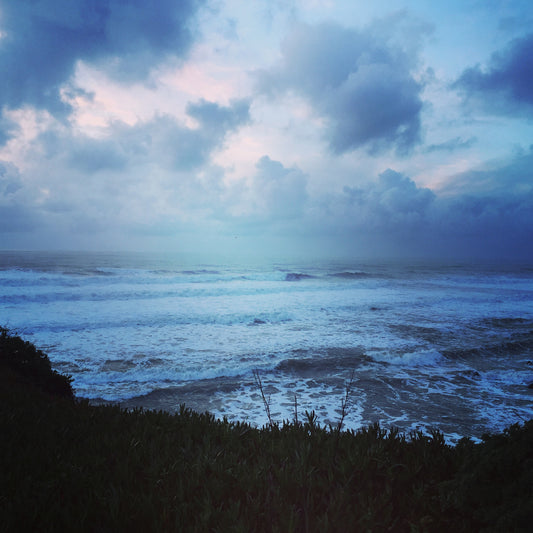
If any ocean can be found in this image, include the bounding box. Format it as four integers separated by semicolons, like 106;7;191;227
1;250;532;442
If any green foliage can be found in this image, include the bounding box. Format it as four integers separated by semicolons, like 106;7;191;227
0;327;73;398
443;422;533;531
1;330;532;531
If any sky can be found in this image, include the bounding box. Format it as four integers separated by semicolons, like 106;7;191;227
0;0;532;261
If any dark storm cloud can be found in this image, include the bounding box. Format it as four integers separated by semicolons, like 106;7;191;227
339;169;435;230
256;20;426;155
309;155;533;260
430;193;533;261
0;0;203;115
454;33;533;115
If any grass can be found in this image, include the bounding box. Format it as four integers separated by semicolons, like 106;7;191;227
1;328;532;531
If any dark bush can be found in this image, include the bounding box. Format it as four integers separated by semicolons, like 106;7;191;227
0;327;73;398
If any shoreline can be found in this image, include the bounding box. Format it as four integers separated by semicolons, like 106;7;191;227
2;328;533;531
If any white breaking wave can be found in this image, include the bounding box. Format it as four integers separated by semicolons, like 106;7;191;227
1;251;532;442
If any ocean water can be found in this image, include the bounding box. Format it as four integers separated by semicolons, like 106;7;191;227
1;250;532;442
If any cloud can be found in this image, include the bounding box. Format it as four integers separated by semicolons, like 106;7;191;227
454;33;533;115
329;169;435;233
143;98;251;172
0;112;20;146
438;145;533;197
255;18;426;155
424;136;477;153
1;3;530;261
246;155;308;219
0;161;23;196
305;156;533;260
31;125;130;175
0;204;42;232
32;98;250;174
0;0;203;116
66;137;129;174
430;192;533;260
187;99;250;131
0;161;40;233
0;97;251;241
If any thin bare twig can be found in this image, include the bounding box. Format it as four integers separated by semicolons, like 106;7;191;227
337;369;356;433
253;369;273;427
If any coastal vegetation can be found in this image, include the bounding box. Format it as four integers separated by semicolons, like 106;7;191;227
1;328;532;531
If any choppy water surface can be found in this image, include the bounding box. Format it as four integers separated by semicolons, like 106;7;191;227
1;251;532;442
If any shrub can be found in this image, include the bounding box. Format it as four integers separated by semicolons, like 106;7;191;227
0;327;73;398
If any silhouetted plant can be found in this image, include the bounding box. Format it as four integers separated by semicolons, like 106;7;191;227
252;368;273;426
0;327;73;398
